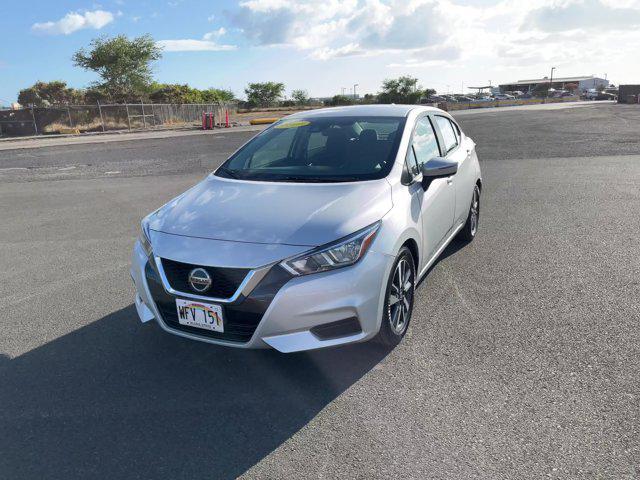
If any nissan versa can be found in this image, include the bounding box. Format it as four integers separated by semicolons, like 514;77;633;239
131;105;482;352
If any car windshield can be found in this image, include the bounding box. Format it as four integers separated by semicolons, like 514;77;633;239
216;116;406;182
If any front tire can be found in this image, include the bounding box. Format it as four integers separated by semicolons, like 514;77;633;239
458;184;480;242
376;247;416;347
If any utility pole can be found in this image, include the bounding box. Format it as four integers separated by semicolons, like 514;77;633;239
548;67;556;98
353;83;359;100
341;87;346;96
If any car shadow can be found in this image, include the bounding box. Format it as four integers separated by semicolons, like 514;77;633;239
0;306;393;480
416;238;468;289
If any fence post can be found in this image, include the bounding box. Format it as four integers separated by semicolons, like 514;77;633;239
125;103;131;131
97;101;106;132
140;100;147;129
67;106;74;128
31;105;38;135
151;104;156;127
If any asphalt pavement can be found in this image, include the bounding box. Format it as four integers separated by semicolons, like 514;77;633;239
0;103;639;479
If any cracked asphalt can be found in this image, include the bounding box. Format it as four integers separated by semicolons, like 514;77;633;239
0;102;639;479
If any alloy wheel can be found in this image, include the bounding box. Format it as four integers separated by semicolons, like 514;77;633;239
470;187;480;236
388;258;414;335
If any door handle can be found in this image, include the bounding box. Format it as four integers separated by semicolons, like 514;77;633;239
446;178;453;185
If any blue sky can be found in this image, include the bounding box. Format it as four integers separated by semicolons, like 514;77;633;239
1;0;640;105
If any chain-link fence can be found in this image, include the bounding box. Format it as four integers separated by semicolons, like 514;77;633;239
0;102;237;137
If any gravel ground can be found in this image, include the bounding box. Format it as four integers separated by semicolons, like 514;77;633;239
0;102;639;479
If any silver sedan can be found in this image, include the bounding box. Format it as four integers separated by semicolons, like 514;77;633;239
131;105;482;352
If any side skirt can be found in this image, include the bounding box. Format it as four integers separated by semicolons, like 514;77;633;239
417;222;465;280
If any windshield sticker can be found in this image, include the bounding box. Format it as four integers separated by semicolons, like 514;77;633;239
274;120;310;129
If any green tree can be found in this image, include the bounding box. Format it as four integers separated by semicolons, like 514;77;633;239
325;95;353;106
18;81;82;106
291;89;309;106
201;88;235;103
148;84;235;104
423;88;436;98
149;84;199;103
83;86;109;103
361;93;377;104
73;34;162;102
564;83;578;93
377;76;426;104
244;82;285;107
532;83;549;98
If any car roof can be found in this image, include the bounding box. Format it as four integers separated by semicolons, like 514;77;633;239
286;104;440;119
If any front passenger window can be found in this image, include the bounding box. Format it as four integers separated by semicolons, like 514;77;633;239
435;116;458;154
412;117;441;168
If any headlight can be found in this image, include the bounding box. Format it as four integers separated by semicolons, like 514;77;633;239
139;219;153;257
280;222;380;276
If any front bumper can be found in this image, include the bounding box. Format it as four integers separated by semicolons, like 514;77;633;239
130;241;394;352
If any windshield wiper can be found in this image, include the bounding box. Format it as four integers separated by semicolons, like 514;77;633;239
276;176;362;183
216;166;240;179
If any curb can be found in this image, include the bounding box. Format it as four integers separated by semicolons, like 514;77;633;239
0;125;266;151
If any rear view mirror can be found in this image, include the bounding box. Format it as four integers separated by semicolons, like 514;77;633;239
421;157;458;179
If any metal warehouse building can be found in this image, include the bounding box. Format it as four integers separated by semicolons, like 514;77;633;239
500;75;609;93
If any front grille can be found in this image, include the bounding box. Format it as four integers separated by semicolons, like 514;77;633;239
161;258;248;298
153;294;262;343
145;261;293;344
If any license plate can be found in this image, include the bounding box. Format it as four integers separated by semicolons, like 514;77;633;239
175;298;224;332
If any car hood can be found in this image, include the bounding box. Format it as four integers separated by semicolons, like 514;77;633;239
148;175;392;247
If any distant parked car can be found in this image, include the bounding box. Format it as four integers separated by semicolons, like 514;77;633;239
595;92;616;101
422;95;447;104
584;89;599;100
494;94;515;100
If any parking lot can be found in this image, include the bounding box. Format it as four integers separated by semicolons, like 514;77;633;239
1;103;639;479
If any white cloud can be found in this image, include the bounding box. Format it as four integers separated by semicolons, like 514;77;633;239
203;28;226;40
31;10;115;35
158;30;236;52
523;0;640;32
230;0;452;59
387;44;462;68
310;43;366;60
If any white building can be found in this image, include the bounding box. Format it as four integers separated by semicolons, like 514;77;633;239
499;75;609;93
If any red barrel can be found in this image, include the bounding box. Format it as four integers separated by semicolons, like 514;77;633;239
202;112;215;130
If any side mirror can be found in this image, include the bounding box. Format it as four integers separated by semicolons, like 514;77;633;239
421;157;458;179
